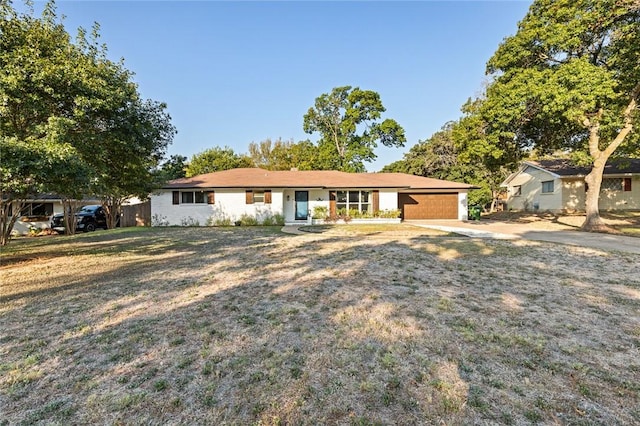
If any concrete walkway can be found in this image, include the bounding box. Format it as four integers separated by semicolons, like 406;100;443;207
411;220;640;254
280;225;306;235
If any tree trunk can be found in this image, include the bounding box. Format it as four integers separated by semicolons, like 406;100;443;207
0;199;24;246
581;155;615;233
62;199;80;235
103;198;122;229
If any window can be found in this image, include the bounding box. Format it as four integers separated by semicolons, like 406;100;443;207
253;191;265;203
19;202;53;217
246;190;272;204
336;190;371;214
180;191;206;204
541;181;554;194
513;186;522;196
601;178;623;192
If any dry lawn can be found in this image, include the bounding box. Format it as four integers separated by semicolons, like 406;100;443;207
486;211;640;236
1;225;639;425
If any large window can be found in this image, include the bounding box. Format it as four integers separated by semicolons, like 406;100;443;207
541;180;554;194
18;202;53;217
336;190;371;214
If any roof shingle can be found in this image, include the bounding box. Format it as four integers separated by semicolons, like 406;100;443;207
528;158;640;176
163;168;476;190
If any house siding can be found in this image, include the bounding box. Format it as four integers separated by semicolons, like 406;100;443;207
151;189;284;226
506;166;639;212
506;166;562;212
561;175;640;211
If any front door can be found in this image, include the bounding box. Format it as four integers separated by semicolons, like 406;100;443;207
295;191;309;220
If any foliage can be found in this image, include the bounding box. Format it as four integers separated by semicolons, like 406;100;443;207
248;138;321;171
303;86;406;172
237;214;259;226
482;0;640;229
157;155;188;181
376;209;401;219
151;214;170;227
260;213;285;226
180;217;200;227
0;1;175;242
207;215;233;227
383;112;514;210
312;206;328;219
186;146;254;177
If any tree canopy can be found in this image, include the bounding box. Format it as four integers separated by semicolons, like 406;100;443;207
482;0;640;230
247;138;321;171
185;146;253;177
0;1;175;242
303;86;406;172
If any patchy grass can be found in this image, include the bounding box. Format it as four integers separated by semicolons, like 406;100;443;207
486;210;640;236
1;226;639;424
299;223;453;237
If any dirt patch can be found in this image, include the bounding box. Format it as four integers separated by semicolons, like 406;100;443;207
1;226;639;424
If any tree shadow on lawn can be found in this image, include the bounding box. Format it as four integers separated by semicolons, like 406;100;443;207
1;228;639;425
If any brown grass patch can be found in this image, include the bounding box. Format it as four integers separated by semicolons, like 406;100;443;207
487;210;640;236
1;226;639;424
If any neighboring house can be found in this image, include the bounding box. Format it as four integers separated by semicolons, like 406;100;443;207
501;159;640;212
7;195;101;235
150;168;477;225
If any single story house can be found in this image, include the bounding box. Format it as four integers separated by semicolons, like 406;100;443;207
501;158;640;212
150;168;476;225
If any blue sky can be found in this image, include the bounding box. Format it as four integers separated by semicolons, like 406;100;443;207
26;1;532;171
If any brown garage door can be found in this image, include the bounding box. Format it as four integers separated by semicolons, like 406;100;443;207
398;193;459;219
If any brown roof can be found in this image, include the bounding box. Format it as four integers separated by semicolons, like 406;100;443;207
528;158;640;176
164;168;476;190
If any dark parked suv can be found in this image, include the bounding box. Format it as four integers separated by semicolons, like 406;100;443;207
50;204;116;233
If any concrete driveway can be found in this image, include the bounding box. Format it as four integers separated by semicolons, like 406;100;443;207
410;220;640;254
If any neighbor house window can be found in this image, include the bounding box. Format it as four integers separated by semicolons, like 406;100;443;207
513;186;522;196
601;178;624;192
180;191;206;204
19;202;53;217
541;181;554;194
336;190;371;214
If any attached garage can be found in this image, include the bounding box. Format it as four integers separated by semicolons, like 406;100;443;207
398;193;459;220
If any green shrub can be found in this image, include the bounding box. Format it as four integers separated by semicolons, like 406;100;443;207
208;216;233;226
261;215;276;226
375;209;401;219
273;213;285;226
239;214;259;226
312;206;328;219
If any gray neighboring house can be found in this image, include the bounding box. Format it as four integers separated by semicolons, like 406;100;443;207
501;158;640;212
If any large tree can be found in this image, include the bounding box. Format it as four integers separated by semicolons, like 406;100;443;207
0;1;175;240
157;154;188;181
185;146;253;177
248;138;321;171
382;103;516;210
303;86;406;172
484;0;640;231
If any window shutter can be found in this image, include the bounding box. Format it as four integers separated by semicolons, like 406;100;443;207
207;191;215;204
172;191;180;205
264;190;272;204
623;178;632;192
329;191;336;216
246;190;254;204
372;190;379;213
